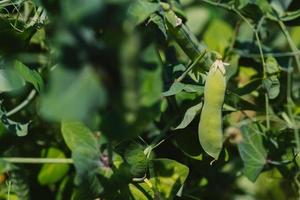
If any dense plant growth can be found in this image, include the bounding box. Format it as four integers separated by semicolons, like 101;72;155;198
0;0;299;199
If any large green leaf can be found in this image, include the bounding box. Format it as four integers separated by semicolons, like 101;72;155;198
72;147;103;198
13;60;44;92
40;66;106;121
238;123;268;182
61;121;98;152
38;148;69;185
150;158;189;199
62;122;102;198
175;102;202;130
0;69;25;93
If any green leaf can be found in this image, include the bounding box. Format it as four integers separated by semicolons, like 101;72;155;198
265;57;280;75
175;102;202;130
0;69;25;93
150;158;189;199
185;6;209;35
128;0;160;25
129;183;149;200
13;60;44;91
0;108;29;137
72;147;103;197
262;76;280;99
125;144;149;177
238;123;268;182
40;66;106;121
163;82;203;97
183;84;204;94
163;82;185;96
61;121;98;152
139;67;162;107
149;14;167;38
204;19;233;55
38;148;69;185
262;58;280;99
66;122;102;198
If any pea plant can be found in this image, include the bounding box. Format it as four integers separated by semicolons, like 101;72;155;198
0;0;299;199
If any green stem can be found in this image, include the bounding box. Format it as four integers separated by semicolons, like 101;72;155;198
234;49;300;58
7;180;11;200
175;53;205;82
199;0;232;10
265;94;270;130
286;59;300;153
1;157;73;164
277;20;300;72
254;31;267;76
6;90;36;117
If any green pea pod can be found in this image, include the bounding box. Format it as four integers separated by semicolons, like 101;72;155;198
198;60;227;160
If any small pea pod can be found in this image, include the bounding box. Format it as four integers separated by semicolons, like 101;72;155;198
198;60;228;160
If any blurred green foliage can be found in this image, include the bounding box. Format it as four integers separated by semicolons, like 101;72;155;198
0;0;299;199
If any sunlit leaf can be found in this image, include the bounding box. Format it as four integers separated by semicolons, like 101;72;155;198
38;148;69;185
238;123;267;182
13;60;44;91
175;102;202;130
61;121;98;152
150;158;189;199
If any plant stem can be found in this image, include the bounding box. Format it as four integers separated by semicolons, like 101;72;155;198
1;157;73;164
265;94;270;129
277;20;300;72
199;0;232;10
234;50;300;58
175;53;205;82
6;90;36;117
7;180;11;200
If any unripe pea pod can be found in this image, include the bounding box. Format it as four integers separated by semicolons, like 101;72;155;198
198;59;228;160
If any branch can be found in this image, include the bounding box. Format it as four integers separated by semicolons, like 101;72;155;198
1;157;73;164
6;90;36;117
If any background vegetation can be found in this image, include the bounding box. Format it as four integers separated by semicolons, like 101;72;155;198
0;0;299;199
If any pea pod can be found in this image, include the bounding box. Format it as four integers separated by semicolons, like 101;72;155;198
198;60;227;160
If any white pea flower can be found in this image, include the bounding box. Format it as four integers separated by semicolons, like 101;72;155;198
211;59;230;75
